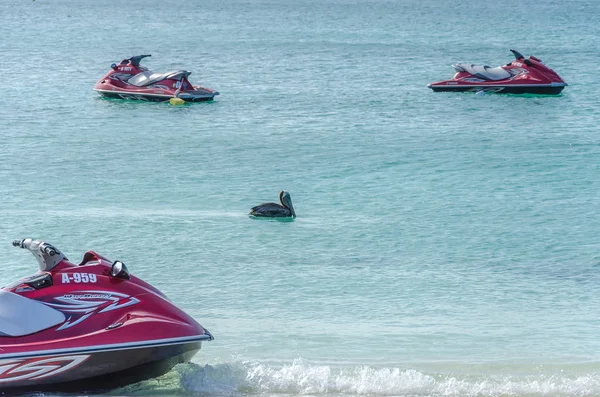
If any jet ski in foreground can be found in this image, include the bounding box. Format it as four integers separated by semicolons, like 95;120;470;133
94;54;219;102
0;238;213;393
428;49;567;95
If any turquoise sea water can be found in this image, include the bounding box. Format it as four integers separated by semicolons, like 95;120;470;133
2;0;600;396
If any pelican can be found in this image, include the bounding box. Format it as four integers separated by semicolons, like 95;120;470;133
250;191;296;218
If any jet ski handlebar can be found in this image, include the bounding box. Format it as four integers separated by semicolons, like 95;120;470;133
510;49;525;60
13;238;55;254
128;54;152;67
12;238;68;271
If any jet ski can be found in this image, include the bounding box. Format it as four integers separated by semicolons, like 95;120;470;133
428;49;567;95
94;54;219;102
0;238;213;393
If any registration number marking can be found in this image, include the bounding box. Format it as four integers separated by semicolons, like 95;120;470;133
61;273;97;283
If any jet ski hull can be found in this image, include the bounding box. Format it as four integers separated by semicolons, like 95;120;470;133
428;50;567;96
428;83;566;95
0;337;206;393
94;54;219;102
3;239;214;393
94;88;217;102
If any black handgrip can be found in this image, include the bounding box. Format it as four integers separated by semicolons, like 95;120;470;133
12;239;23;247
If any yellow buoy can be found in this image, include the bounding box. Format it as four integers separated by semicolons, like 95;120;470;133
169;97;185;106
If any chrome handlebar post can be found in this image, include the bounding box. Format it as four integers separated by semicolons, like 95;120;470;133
12;238;68;271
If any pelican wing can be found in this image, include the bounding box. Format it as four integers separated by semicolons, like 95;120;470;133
250;202;291;217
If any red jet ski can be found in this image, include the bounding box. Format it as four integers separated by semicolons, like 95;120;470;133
428;49;567;95
94;54;219;102
0;238;213;393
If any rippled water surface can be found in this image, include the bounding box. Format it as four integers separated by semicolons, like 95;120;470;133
1;0;600;396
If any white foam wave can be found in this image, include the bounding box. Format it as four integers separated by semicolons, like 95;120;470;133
176;358;600;397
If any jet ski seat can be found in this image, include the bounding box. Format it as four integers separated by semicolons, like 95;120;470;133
128;70;192;87
0;290;65;336
453;63;511;81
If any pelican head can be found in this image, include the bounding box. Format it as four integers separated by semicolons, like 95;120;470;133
279;191;296;218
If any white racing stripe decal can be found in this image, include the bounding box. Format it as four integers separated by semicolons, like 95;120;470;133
0;334;211;361
0;355;90;382
43;290;140;330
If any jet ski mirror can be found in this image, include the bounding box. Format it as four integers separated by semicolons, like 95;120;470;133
111;261;130;280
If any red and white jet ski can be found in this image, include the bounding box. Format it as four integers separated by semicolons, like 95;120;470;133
0;238;213;393
428;49;567;95
94;54;219;102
